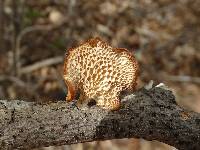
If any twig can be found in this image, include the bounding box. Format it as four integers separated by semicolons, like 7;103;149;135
12;0;21;76
0;75;26;87
19;56;63;74
0;75;39;98
0;0;5;51
15;25;54;76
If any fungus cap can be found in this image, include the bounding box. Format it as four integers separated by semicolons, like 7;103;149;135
64;37;138;110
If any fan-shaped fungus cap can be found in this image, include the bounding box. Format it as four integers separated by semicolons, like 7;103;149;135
64;37;138;110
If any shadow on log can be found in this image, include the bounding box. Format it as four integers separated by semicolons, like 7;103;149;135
0;87;199;150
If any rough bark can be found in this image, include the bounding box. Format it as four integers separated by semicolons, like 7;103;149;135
0;87;199;150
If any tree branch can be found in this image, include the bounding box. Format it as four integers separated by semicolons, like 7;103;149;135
0;87;199;150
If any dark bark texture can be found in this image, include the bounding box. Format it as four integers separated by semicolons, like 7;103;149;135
0;87;199;150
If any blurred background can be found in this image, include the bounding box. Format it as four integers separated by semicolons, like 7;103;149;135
0;0;199;149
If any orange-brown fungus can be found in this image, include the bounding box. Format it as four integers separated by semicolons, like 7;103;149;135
63;37;138;110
